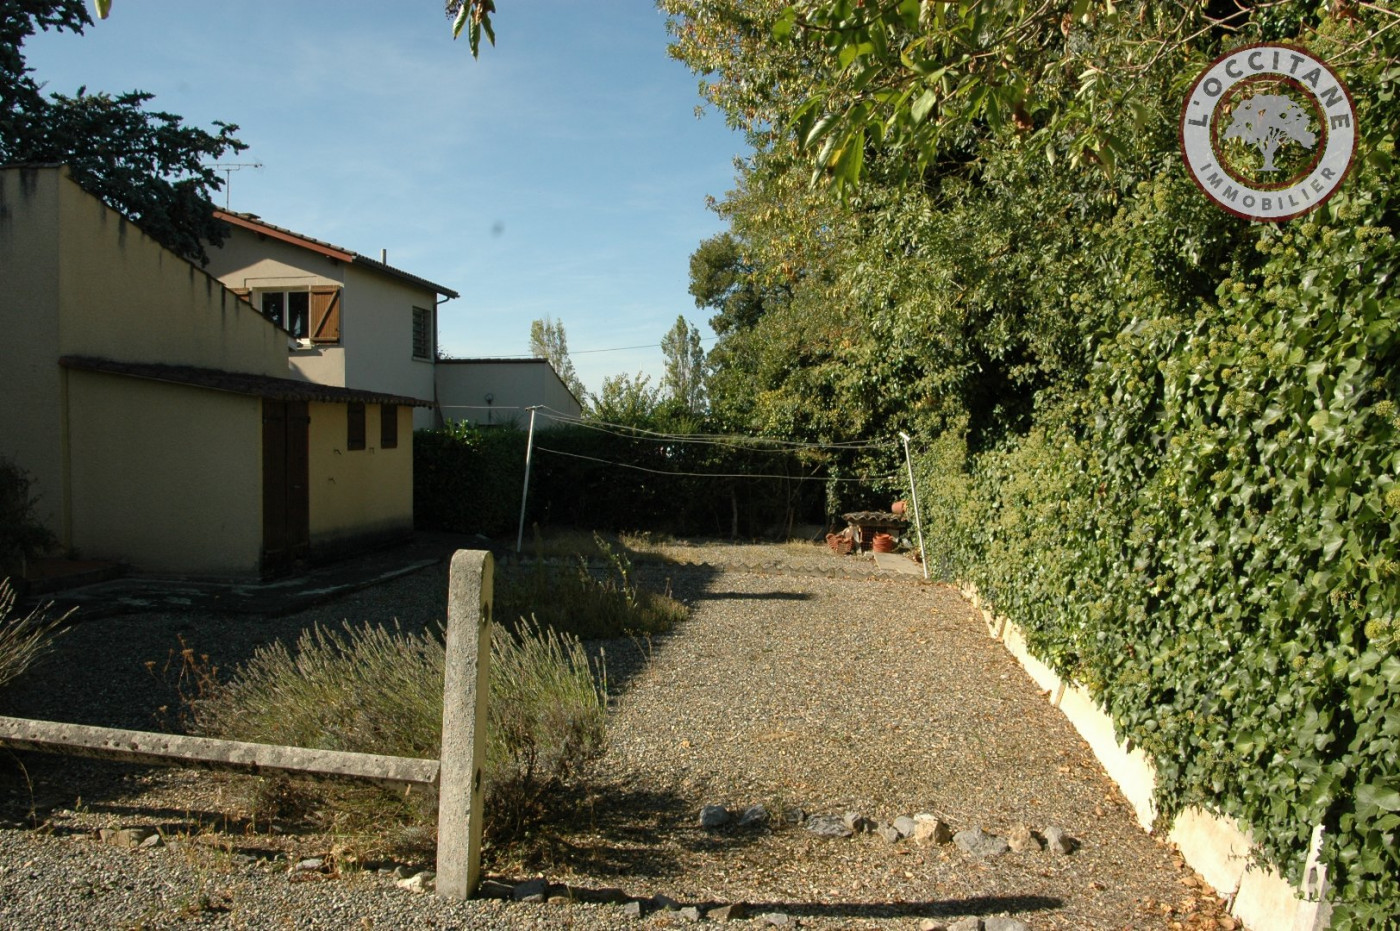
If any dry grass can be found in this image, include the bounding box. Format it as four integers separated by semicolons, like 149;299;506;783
0;579;70;692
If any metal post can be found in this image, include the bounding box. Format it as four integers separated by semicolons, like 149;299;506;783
899;431;929;579
515;406;540;554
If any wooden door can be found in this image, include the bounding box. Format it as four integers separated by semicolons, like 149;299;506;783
262;400;310;572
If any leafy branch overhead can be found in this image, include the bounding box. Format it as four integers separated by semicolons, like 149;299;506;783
770;0;1331;193
7;2;245;264
446;0;497;57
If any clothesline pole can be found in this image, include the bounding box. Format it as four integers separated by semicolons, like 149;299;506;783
515;406;540;554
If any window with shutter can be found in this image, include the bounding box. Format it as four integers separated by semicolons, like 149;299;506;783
310;287;341;343
412;306;432;360
347;403;366;451
261;291;310;338
381;404;398;449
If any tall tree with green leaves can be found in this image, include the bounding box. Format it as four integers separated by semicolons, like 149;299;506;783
529;316;587;402
660;315;708;414
4;1;246;265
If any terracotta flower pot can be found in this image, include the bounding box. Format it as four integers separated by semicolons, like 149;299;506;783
871;533;896;553
891;500;908;517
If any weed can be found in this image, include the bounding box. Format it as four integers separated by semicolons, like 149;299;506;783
0;579;70;692
145;634;221;732
497;534;687;640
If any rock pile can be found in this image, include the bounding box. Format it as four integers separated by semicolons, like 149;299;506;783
766;805;1074;862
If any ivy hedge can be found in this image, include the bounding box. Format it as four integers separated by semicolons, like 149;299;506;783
914;54;1398;931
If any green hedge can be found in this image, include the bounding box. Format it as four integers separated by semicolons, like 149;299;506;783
414;420;829;539
916;79;1398;931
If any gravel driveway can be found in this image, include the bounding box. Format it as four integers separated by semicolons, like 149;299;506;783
0;541;1238;930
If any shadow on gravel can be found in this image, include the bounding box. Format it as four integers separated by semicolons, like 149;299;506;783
741;894;1064;922
691;590;815;601
516;780;697;879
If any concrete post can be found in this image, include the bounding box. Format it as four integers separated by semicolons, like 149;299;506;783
436;549;493;900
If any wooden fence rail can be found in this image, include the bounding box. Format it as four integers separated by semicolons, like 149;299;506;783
0;549;494;901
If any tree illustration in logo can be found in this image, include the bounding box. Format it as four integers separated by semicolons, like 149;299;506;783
1222;92;1317;172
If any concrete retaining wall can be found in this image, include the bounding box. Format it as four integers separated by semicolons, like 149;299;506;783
958;584;1332;931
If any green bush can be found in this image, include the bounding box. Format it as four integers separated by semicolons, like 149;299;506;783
0;457;57;579
413;422;524;538
413;419;828;540
194;616;606;851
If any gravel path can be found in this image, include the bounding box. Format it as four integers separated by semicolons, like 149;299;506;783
0;541;1238;929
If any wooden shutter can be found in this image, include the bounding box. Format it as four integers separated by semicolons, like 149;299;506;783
380;404;399;449
310;287;341;343
347;402;366;451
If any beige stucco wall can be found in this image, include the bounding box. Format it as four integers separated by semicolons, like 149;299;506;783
0;167;292;558
2;167;419;575
0;168;68;543
206;227;440;429
51;174;291;378
306;401;413;550
341;264;438;431
64;371;264;575
435;360;583;429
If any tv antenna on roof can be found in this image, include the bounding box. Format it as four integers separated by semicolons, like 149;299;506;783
206;162;263;209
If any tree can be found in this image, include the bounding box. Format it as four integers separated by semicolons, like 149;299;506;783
588;372;662;426
4;1;246;265
1222;92;1317;173
688;232;786;335
94;1;500;57
660;315;707;414
529;316;587;401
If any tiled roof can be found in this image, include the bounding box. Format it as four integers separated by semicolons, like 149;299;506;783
59;356;433;407
214;211;460;300
435;357;553;364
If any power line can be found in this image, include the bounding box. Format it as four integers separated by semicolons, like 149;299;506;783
536;407;895;452
479;334;719;359
533;445;900;483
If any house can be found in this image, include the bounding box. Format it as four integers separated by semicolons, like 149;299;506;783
203;210;459;431
435;358;584;429
0;165;426;577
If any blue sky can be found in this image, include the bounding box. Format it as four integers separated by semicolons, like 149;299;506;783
23;1;744;397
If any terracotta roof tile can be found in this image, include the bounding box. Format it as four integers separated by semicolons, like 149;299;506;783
59;356;432;407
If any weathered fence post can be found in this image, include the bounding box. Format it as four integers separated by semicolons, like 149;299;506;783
436;549;493;900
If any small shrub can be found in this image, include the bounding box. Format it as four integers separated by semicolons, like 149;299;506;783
486;616;607;840
194;621;443;760
0;457;57;578
497;534;687;640
0;579;69;693
192;615;606;852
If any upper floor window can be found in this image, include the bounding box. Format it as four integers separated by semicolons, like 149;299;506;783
261;291;309;338
412;307;432;360
249;287;341;343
